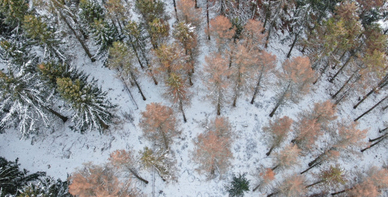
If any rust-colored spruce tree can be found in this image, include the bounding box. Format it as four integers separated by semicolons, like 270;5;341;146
263;116;293;156
203;52;232;115
269;56;315;117
193;117;233;179
68;163;138;197
139;103;179;150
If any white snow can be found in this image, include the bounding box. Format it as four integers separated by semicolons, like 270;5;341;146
1;0;388;196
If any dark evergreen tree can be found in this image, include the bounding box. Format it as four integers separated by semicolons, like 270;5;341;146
226;173;250;197
91;19;119;57
0;0;29;34
18;177;73;197
0;157;45;196
56;76;116;133
0;66;67;136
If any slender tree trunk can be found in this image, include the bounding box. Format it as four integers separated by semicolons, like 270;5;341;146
332;72;356;99
251;65;265;104
267;192;278;197
264;23;272;48
286;33;299;58
269;83;290;117
266;145;275;156
331;51;347;69
354;95;388;122
130;71;146;101
331;189;346;196
159;128;169;150
119;75;138;110
369;133;388;142
173;0;179;21
179;99;187;123
329;55;353;83
354;74;388;109
139;46;158;85
301;162;320;174
43;106;68;123
129;168;149;184
58;11;95;62
361;135;387;152
129;38;145;69
252;183;261;192
271;164;279;171
217;89;222;115
207;0;210;40
379;127;388;133
306;180;325;188
194;0;198;8
97;117;109;130
232;72;241;107
313;62;330;84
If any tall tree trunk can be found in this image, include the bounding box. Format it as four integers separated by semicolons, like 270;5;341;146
179;99;187;123
379;127;388;133
271;164;279;171
159;128;169;150
266;145;275;156
286;33;299;58
173;0;179;21
128;168;149;184
232;70;241;107
313;61;330;84
119;75;138;110
369;132;388;142
331;189;346;196
267;192;278;197
207;0;210;40
361;135;388;152
264;23;272;48
301;162;320;174
194;0;198;8
354;95;388;122
269;83;290;117
331;50;347;69
217;89;222;115
306;180;325;188
58;11;95;62
129;38;145;69
130;71;146;101
332;72;357;99
251;65;264;104
44;106;68;123
354;74;388;109
329;55;353;83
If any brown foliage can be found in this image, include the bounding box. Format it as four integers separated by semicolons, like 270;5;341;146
263;116;293;154
139;103;179;150
177;0;202;27
153;43;188;78
193;117;233;178
334;121;367;150
208;15;235;51
203;52;231;115
109;149;135;169
68;163;137;197
310;100;337;127
273;144;301;171
293;117;322;152
241;19;266;50
346;179;380;197
260;168;275;186
280;56;315;103
277;174;307;197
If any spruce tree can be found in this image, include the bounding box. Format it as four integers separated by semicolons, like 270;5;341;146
226;173;250;197
0;67;67;136
0;157;45;196
56;76;116;133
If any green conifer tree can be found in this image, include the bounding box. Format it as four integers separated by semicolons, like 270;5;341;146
56;76;116;133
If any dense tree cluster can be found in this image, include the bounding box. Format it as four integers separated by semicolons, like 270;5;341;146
1;0;388;196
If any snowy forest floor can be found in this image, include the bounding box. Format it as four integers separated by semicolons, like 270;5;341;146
1;1;388;197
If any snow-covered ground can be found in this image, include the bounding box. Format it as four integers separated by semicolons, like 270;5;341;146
1;1;388;196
